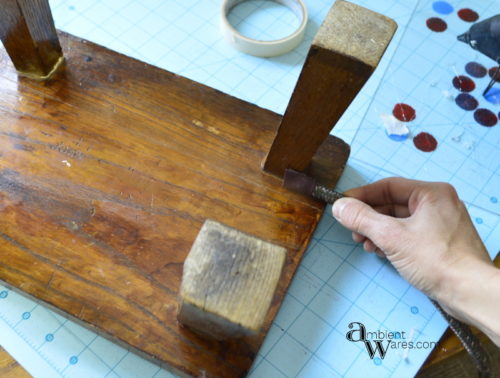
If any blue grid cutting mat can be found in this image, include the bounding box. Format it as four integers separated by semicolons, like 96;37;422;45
351;0;500;218
1;0;498;377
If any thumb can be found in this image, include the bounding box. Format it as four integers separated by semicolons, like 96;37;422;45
332;197;399;248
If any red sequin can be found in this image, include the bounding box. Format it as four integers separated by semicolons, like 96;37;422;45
474;109;498;127
393;103;416;122
426;17;447;32
413;132;438;152
458;8;479;22
452;75;475;92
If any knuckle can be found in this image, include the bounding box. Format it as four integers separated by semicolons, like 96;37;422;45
437;182;458;198
424;182;459;205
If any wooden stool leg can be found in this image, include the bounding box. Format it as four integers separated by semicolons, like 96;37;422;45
263;0;397;178
178;220;286;340
0;0;63;79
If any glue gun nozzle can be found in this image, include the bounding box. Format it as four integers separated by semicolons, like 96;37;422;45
457;32;469;43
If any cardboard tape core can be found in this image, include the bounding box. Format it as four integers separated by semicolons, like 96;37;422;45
221;0;308;57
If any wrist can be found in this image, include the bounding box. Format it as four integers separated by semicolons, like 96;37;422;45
437;255;490;309
436;256;500;345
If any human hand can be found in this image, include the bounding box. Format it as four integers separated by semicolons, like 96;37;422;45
331;177;500;345
331;177;492;301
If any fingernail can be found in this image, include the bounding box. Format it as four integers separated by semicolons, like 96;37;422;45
332;199;346;220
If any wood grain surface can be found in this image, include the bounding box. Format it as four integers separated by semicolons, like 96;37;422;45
0;347;30;378
0;32;349;377
178;219;287;340
263;0;396;176
0;0;63;79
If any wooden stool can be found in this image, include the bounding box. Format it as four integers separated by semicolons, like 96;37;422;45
0;0;396;376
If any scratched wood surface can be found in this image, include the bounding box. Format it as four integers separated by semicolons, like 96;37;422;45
0;32;349;377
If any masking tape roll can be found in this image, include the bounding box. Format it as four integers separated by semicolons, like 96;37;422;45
220;0;308;57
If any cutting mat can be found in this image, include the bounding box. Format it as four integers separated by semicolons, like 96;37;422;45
1;0;499;377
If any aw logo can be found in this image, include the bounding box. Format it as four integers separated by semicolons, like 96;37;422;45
346;322;392;359
346;321;437;363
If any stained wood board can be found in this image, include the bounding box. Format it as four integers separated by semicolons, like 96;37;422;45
0;32;349;377
0;347;29;378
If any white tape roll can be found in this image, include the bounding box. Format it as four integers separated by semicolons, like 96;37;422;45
220;0;308;57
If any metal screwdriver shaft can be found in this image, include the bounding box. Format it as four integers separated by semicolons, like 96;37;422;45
283;169;344;203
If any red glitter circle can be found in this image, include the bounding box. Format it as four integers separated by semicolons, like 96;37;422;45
458;8;479;22
488;67;500;82
474;109;498;127
413;132;438;152
426;17;447;32
393;103;416;122
452;75;475;92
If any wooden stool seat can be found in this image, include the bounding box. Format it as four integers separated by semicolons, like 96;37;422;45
0;0;395;375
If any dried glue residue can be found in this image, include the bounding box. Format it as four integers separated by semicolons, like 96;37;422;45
441;90;455;101
451;130;476;151
381;114;409;141
451;130;464;143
